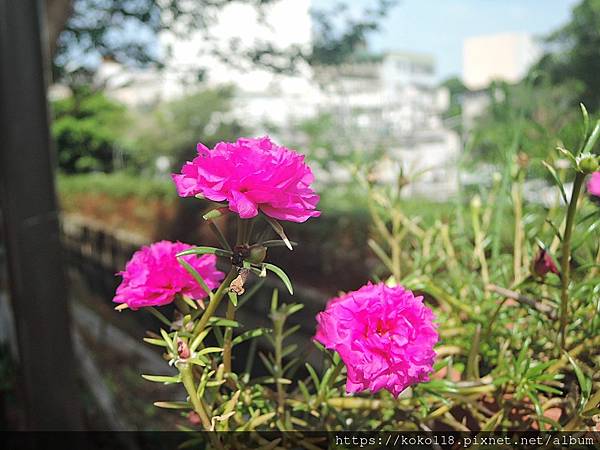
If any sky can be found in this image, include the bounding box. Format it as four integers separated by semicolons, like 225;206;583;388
312;0;579;81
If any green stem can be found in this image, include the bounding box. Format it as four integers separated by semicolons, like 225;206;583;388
181;365;225;448
559;172;585;348
235;217;250;245
146;306;172;327
274;315;286;420
314;358;344;408
208;221;231;251
222;300;236;374
190;269;237;352
222;217;249;374
328;360;344;390
174;296;190;315
471;197;490;293
180;364;211;430
512;168;525;285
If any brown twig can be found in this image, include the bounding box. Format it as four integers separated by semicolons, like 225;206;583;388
486;284;557;320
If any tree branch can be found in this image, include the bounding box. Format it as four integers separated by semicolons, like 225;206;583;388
45;0;74;59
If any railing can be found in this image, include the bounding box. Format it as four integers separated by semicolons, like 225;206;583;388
61;213;149;274
59;213;326;367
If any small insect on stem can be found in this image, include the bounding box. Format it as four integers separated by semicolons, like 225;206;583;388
229;268;251;295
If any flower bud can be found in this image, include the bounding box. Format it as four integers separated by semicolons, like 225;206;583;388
247;245;267;264
577;153;599;174
188;411;201;425
177;338;190;359
532;248;559;278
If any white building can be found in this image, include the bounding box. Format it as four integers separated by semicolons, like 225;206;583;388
94;0;320;132
90;1;460;198
463;32;541;91
461;32;541;132
314;51;460;199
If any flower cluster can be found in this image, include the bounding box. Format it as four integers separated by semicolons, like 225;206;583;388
116;136;441;417
315;282;438;397
172;136;320;222
113;240;224;309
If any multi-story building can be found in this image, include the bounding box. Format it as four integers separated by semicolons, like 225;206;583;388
88;0;460;198
463;32;541;91
314;51;459;198
461;32;541;131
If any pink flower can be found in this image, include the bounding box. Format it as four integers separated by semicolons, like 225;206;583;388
588;172;600;198
172;136;320;222
113;241;224;310
315;282;438;397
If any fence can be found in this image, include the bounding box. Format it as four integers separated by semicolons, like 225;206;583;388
59;214;329;368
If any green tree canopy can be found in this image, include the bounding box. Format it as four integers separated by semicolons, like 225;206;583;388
47;0;396;82
535;0;600;111
51;87;130;173
470;78;585;167
129;87;244;171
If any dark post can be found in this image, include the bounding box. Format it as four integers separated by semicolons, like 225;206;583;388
0;0;83;429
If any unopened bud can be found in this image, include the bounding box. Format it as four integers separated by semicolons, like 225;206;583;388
247;245;267;264
188;411;201;425
532;248;559;278
578;153;599;174
177;338;190;359
470;195;482;210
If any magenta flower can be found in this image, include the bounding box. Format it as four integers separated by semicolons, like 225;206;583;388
588;172;600;198
172;136;320;222
315;282;438;397
113;241;224;310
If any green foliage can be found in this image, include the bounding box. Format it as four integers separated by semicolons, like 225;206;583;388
51;87;130;173
129;87;243;171
112;102;599;434
536;0;600;111
470;79;585;168
292;111;388;214
353;108;600;431
472;0;600;168
296;113;337;167
51;0;280;79
441;76;467;132
57;172;175;200
308;0;396;67
51;0;395;82
298;112;387;170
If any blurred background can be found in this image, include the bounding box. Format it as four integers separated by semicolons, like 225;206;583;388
1;0;598;431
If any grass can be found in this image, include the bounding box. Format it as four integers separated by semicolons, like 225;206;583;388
57;172;176;201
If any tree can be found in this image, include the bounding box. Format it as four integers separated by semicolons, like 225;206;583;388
129;87;244;171
470;78;584;167
229;0;397;71
51;87;131;173
45;0;396;81
441;76;467;133
535;0;600;111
